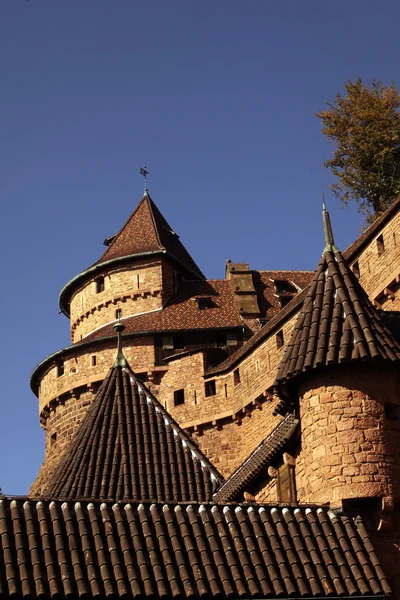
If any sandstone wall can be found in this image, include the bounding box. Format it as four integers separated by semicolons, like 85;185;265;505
69;261;164;342
295;365;400;504
349;208;400;310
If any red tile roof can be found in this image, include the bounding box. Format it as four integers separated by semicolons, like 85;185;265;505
0;498;391;599
82;274;312;343
95;194;205;279
43;363;222;502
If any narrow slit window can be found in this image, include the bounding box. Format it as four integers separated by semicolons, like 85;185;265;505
57;360;64;377
96;276;105;293
352;261;360;279
137;274;140;289
276;330;284;349
91;355;97;367
376;234;385;255
116;308;122;319
234;368;241;386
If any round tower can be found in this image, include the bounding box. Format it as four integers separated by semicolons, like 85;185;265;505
274;205;400;522
30;190;206;494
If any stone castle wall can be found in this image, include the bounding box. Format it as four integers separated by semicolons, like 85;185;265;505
69;260;165;342
348;208;400;310
32;204;400;493
295;365;400;504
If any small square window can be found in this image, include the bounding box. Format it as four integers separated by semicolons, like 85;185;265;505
385;403;400;421
173;335;185;350
96;276;105;293
234;368;241;386
276;330;284;349
174;389;185;406
205;380;216;397
196;297;213;310
376;234;385;255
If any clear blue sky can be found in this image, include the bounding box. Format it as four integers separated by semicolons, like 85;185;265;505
1;0;399;494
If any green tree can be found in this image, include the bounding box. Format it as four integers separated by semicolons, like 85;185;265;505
316;78;400;223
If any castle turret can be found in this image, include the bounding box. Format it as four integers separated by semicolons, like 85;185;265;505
274;205;400;520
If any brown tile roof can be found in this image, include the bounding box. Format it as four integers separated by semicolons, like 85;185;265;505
82;280;243;341
214;413;299;503
274;249;400;410
0;498;391;599
254;270;314;320
42;364;222;502
95;194;205;279
207;199;400;378
82;274;313;343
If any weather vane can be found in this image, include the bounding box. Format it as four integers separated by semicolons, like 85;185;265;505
140;165;149;193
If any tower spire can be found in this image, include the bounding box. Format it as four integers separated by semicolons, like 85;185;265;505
322;193;338;253
113;316;126;367
140;165;149;196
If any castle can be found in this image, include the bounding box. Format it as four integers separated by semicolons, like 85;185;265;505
0;187;399;599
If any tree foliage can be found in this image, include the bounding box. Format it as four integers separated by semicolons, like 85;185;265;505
316;78;400;223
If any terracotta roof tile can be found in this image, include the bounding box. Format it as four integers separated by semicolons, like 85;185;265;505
82;274;313;343
0;498;391;599
214;412;299;503
95;194;205;279
42;364;222;502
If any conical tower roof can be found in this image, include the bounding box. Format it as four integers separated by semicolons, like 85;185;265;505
96;193;205;279
43;363;222;502
274;206;400;414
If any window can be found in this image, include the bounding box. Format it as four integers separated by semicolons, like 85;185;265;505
173;335;185;350
50;432;57;447
216;334;227;347
277;462;296;503
385;403;400;422
274;280;297;295
234;368;241;386
278;296;291;308
174;389;185;406
57;360;64;377
91;355;97;367
352;261;360;279
96;276;105;293
195;297;212;310
276;330;284;349
227;332;238;346
376;234;385;255
137;274;140;289
255;359;260;373
224;383;228;397
205;380;216;397
162;335;185;350
115;308;122;319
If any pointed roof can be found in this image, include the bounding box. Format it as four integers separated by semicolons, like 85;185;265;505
274;209;400;413
96;193;205;279
42;363;222;502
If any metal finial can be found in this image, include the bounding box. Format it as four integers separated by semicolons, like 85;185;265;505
113;315;126;367
140;165;149;195
322;196;338;253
